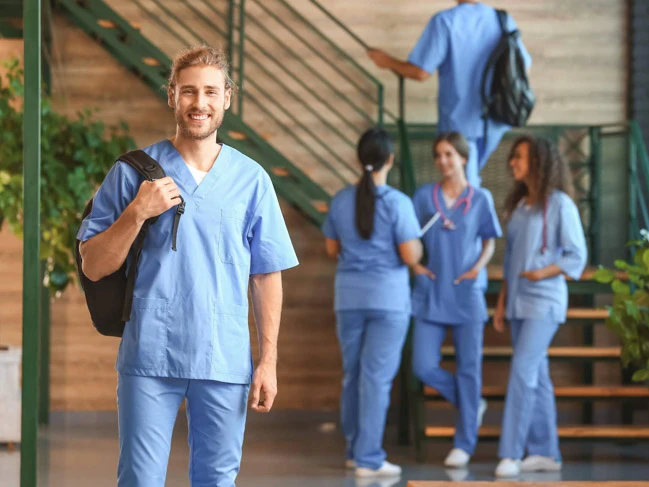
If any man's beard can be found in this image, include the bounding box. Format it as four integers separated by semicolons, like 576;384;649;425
176;109;223;140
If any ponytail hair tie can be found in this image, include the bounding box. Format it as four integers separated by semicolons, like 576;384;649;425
364;165;374;172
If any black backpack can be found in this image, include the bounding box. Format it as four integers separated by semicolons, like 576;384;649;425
481;9;535;130
74;150;185;337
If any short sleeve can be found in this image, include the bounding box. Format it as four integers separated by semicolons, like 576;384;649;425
321;201;338;240
248;180;299;274
76;162;138;242
507;14;532;69
393;195;422;244
408;14;449;74
556;198;588;280
477;190;503;240
411;187;428;224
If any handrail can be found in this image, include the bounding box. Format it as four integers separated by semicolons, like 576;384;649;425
244;72;356;175
244;12;366;136
249;0;376;104
132;0;191;46
243;10;373;127
242;32;357;151
148;0;208;44
307;0;370;50
245;92;349;186
277;0;382;89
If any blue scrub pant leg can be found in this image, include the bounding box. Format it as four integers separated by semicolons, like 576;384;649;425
465;138;481;188
117;374;249;487
498;316;561;460
526;355;562;461
336;310;409;469
466;136;503;188
412;319;483;454
117;374;186;487
186;380;249;487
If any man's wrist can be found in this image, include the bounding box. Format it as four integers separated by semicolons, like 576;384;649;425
126;200;147;225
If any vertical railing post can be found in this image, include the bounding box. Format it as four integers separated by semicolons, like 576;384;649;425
629;129;638;244
39;261;51;426
227;0;235;66
22;0;42;485
589;126;602;265
377;84;384;128
237;0;245;117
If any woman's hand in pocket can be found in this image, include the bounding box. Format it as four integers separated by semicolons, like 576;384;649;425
454;267;478;285
413;264;436;280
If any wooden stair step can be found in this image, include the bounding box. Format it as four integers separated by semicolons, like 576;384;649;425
312;200;329;213
441;346;620;359
424;385;649;398
271;167;291;177
484;307;609;320
425;425;649;439
142;57;161;67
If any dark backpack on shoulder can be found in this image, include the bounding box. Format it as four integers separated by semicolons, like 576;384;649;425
481;9;535;130
74;150;185;337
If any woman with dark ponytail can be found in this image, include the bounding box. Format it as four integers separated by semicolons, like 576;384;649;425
322;128;423;478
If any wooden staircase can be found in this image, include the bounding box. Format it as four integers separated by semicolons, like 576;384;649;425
411;265;649;459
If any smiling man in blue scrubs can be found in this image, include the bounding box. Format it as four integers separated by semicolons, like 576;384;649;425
367;0;532;187
78;45;298;487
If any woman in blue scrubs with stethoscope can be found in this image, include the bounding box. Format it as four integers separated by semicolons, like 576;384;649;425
411;132;502;469
493;135;587;478
322;128;423;478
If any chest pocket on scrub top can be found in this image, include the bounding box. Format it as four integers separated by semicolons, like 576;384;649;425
218;209;247;265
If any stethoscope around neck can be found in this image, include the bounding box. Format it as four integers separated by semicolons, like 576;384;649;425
432;182;474;230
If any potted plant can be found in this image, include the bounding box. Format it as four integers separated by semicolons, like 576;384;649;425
593;229;649;383
0;58;135;296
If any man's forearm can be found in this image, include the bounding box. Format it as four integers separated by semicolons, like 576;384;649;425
80;202;145;282
249;272;283;365
388;58;430;81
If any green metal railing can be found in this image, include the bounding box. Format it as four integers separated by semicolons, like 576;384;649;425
628;121;649;239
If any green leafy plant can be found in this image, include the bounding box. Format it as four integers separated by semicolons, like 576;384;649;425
0;58;135;295
593;230;649;383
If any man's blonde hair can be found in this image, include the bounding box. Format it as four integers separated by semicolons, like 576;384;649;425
168;45;237;91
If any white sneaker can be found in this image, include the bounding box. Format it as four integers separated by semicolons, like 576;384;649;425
444;468;470;482
477;398;487;427
355;460;402;477
355;477;401;487
520;455;562;472
495;458;521;478
345;459;356;469
444;448;470;468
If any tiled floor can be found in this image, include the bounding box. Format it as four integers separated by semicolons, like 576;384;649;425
2;411;649;486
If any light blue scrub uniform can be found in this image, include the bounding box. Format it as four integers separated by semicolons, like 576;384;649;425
408;3;532;186
411;183;501;455
78;139;299;487
322;185;420;469
499;190;587;461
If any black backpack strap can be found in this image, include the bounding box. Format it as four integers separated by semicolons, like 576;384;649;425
121;221;151;322
119;150;167;181
116;150;186;322
496;9;509;35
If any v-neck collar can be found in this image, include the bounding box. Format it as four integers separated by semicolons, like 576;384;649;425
436;183;470;213
162;139;231;208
